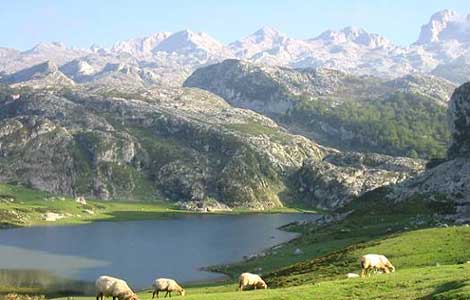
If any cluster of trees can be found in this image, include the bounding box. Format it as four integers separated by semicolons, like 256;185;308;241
0;84;13;100
285;92;450;159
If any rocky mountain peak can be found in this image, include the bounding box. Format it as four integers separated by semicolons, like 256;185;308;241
252;26;283;40
111;32;172;56
90;44;110;55
154;29;229;56
416;9;470;44
314;26;392;48
448;82;470;159
60;59;95;78
229;26;289;58
24;42;67;54
416;10;457;44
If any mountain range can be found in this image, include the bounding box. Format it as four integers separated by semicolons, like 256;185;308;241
0;9;469;215
1;9;470;87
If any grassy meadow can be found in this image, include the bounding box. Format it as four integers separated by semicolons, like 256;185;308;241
0;184;469;300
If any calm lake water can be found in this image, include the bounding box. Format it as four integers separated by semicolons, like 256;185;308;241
0;213;318;289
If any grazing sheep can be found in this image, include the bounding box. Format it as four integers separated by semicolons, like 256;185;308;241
238;273;267;291
346;273;360;278
96;276;138;300
152;278;186;298
360;254;395;277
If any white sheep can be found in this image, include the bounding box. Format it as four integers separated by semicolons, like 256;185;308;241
238;273;268;291
152;278;186;298
360;254;395;277
96;275;138;300
346;273;360;278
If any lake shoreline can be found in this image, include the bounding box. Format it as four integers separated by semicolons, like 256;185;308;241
0;206;319;231
198;231;304;282
0;186;321;230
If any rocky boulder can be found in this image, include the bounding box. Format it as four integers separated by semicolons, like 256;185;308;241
448;82;470;159
294;152;424;209
390;82;470;222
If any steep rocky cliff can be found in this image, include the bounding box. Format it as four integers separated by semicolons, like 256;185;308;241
390;82;470;222
448;83;470;159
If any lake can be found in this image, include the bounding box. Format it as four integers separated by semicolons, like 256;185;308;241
0;213;318;290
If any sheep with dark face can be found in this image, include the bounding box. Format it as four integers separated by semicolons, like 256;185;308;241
96;276;138;300
152;278;185;298
238;273;267;291
360;254;395;277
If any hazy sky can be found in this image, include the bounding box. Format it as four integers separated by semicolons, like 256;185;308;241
2;0;470;50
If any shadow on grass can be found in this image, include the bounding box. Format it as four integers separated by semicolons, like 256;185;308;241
419;280;468;300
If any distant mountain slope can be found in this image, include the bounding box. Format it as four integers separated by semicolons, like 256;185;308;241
0;61;75;87
432;54;470;84
184;59;455;159
0;42;88;75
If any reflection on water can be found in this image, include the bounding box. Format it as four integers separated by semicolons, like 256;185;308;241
0;245;109;277
0;213;318;291
0;269;95;296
